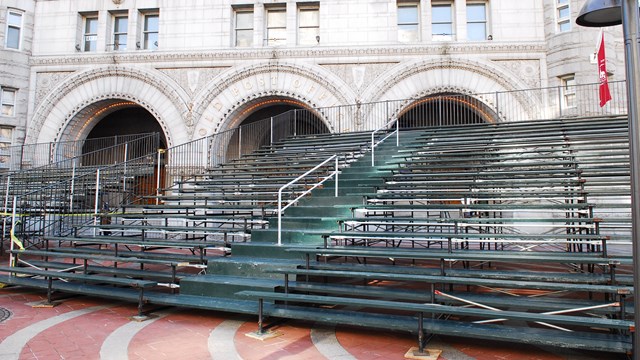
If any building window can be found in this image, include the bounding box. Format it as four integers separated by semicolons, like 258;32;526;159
557;0;571;32
142;13;159;50
112;15;128;51
397;2;419;43
1;88;16;117
298;5;319;45
561;75;576;108
5;10;23;50
234;7;253;47
432;2;453;41
266;7;286;46
467;3;487;41
83;16;98;52
0;127;13;169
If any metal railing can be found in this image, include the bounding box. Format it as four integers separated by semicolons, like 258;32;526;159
2;79;631;251
0;133;160;172
371;117;399;166
277;155;339;245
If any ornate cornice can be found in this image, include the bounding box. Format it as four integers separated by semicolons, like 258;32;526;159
29;42;547;67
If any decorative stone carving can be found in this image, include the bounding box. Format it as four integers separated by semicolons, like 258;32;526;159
158;67;227;96
29;43;547;67
29;66;189;146
322;63;397;93
493;60;541;89
35;71;75;107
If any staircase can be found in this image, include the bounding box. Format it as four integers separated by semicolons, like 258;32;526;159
0;118;634;355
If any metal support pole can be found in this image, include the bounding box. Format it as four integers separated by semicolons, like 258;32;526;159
270;116;274;145
558;86;563;117
123;143;128;194
156;150;163;205
238;126;242;158
93;169;101;237
621;1;640;357
258;298;264;334
2;176;10;252
69;163;75;214
335;156;339;197
8;196;16;267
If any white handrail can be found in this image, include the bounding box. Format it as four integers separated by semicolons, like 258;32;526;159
371;116;399;166
277;155;339;245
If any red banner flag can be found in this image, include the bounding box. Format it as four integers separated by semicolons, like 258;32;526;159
597;30;612;107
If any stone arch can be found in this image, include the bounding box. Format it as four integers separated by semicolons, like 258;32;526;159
192;61;357;137
360;58;542;127
27;66;191;148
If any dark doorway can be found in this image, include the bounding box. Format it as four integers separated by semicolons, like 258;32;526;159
81;107;166;165
398;93;495;128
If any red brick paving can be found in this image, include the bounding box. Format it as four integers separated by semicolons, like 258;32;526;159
0;287;629;360
236;320;326;360
129;309;225;360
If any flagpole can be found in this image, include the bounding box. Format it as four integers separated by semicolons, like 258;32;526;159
621;1;640;357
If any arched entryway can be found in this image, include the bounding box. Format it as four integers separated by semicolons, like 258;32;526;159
223;97;329;160
398;93;496;129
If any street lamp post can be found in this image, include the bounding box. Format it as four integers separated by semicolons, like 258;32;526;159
577;0;640;358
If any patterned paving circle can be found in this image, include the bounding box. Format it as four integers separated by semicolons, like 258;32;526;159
0;307;11;323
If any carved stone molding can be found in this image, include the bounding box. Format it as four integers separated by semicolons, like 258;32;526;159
321;62;397;94
363;57;541;122
28;66;188;146
35;71;76;107
29;43;547;67
192;61;355;134
158;67;228;96
493;59;541;89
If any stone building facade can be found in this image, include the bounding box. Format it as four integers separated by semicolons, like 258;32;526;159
0;0;626;165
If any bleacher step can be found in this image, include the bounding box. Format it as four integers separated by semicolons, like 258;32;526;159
179;274;284;299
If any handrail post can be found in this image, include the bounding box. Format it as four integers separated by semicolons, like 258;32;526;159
123;143;128;194
69;163;76;214
277;189;283;246
371;131;376;166
277;155;338;245
93;169;101;237
8;196;17;267
2;177;10;253
238;127;242;158
270;117;274;145
335;156;339;197
156;149;163;205
396;117;399;147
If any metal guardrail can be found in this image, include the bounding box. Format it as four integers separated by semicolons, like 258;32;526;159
277;155;339;246
371;117;399;166
1;80;631;252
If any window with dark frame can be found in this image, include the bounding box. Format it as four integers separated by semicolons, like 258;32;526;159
6;10;23;50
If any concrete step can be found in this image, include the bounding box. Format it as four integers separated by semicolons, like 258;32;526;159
250;228;326;243
267;216;341;231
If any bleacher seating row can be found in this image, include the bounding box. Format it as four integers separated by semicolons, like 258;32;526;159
0;117;634;355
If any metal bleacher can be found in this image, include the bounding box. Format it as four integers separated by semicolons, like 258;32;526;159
0;117;634;356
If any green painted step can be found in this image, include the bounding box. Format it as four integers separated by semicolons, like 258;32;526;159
205;255;303;276
267;216;341;231
298;195;362;206
229;243;313;259
179;274;285;299
285;205;353;217
250;228;326;243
